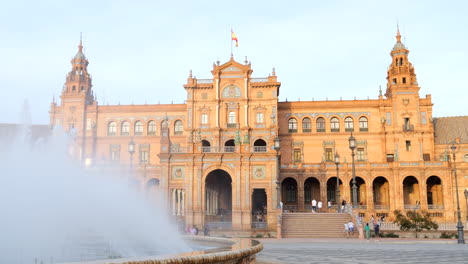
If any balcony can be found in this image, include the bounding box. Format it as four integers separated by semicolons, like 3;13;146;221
374;204;390;210
288;129;297;133
404;204;421;210
428;204;445;210
227;123;237;128
253;146;267;152
402;124;414;132
302;128;311;133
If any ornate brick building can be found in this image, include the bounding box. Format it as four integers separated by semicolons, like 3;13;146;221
50;30;468;232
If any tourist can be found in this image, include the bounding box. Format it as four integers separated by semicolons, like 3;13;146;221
344;223;350;238
190;225;199;235
347;220;354;233
204;224;210;236
341;199;346;212
370;215;375;227
365;223;371;240
311;199;317;212
374;220;380;239
327;200;331;210
317;201;323;213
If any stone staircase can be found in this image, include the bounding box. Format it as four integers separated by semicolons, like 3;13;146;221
282;213;356;238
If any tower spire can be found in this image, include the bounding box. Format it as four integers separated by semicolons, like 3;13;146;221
396;23;401;42
78;32;83;53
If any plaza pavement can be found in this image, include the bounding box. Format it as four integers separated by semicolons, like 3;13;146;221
256;238;468;264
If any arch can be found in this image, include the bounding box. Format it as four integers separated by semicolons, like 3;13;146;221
316;117;325;132
372;176;390;209
147;120;156;135
281;177;298;210
202;139;211;152
253;139;267;152
221;85;241;98
403;176;420;208
288;118;298;133
426;176;443;209
399;57;403;65
304;177;321;204
330;117;340;132
205;169;232;224
174;120;183;135
121;121;130;136
326;177;343;205
349;177;366;206
344;116;354;132
302;117;312;132
359;116;368;132
107;121;117;136
134;121;143;136
224;139;235;152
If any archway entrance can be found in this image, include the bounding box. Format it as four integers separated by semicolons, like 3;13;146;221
281;177;298;212
349;177;366;206
205;169;232;224
403;176;420;209
326;177;343;206
427;176;443;209
252;189;267;227
372;176;390;210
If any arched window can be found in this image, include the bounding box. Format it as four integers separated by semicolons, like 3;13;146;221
174;120;183;135
316;117;325;132
202;140;211;152
228;111;236;128
134;121;143;136
147;121;156;135
253;139;267;152
399;58;403;65
359;117;368;132
121;121;130;136
72;85;76;92
302;117;311;132
108;121;116;136
288;118;297;133
345;117;354;132
224;139;235;152
330;117;340;132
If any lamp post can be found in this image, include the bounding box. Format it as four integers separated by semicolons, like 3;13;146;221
335;153;341;213
128;138;136;171
348;133;358;208
274;137;281;239
450;142;465;244
464;189;468;222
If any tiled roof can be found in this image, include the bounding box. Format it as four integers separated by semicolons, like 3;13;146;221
433;116;468;144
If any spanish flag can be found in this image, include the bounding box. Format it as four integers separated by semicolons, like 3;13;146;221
231;30;238;47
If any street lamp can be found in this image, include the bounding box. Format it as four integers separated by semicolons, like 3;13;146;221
449;141;465;244
334;153;341;213
348;133;358;208
464;189;468;222
128;138;136;171
274;136;281;239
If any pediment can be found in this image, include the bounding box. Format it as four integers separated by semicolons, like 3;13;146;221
222;66;242;72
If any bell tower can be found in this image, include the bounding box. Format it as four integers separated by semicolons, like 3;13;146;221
385;26;419;98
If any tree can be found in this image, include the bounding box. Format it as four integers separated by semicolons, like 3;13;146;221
393;210;438;238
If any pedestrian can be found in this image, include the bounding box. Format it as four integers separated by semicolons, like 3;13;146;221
204;224;210;236
374;220;380;240
317;201;323;213
347;220;354;233
311;199;317;212
341;199;346;212
365;223;371;240
344;223;350;238
370;215;375;227
327;200;331;210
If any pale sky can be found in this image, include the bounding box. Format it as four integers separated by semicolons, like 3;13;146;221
1;0;467;124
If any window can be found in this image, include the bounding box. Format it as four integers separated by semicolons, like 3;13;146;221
253;139;267;152
386;112;392;125
201;113;208;125
139;150;149;164
256;112;264;123
386;154;394;162
325;148;333;162
147;121;156;135
402;77;406;84
403;118;413;131
357;148;365;161
174;120;183;135
121;121;130;136
294;148;302;162
359;117;368;132
392;78;397;84
316;117;325;132
330;117;340;132
423;153;431;161
110;144;120;162
134;121;143;136
302;117;311;132
72;85;76;91
406;140;411;151
421;112;427;125
288;118;297;133
286;184;297;203
202;140;211;152
225;139;235;152
227;111;236;128
108;122;117;136
345;117;354;132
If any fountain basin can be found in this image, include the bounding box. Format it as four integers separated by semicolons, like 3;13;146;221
62;236;263;264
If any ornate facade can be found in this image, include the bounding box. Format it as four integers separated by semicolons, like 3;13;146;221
50;30;468;232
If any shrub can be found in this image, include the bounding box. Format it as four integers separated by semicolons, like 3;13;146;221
255;233;264;238
381;232;399;238
440;232;457;239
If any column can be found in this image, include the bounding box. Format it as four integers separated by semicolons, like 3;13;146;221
172;189;176;215
181;190;185;216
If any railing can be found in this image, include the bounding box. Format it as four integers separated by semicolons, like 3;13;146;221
402;124;414;132
331;128;340;132
404;204;421;210
374;204;390;210
316;128;325;132
251;221;268;229
355;205;367;210
224;146;235;152
345;128;354;132
227;123;237;128
428;204;445;210
206;221;232;230
359;127;368;132
202;146;238;153
380;222;462;231
253;146;267;152
170;146;189;153
302;128;311;133
288;129;297;133
283;205;298;212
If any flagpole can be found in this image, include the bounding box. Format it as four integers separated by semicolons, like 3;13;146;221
230;29;233;57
